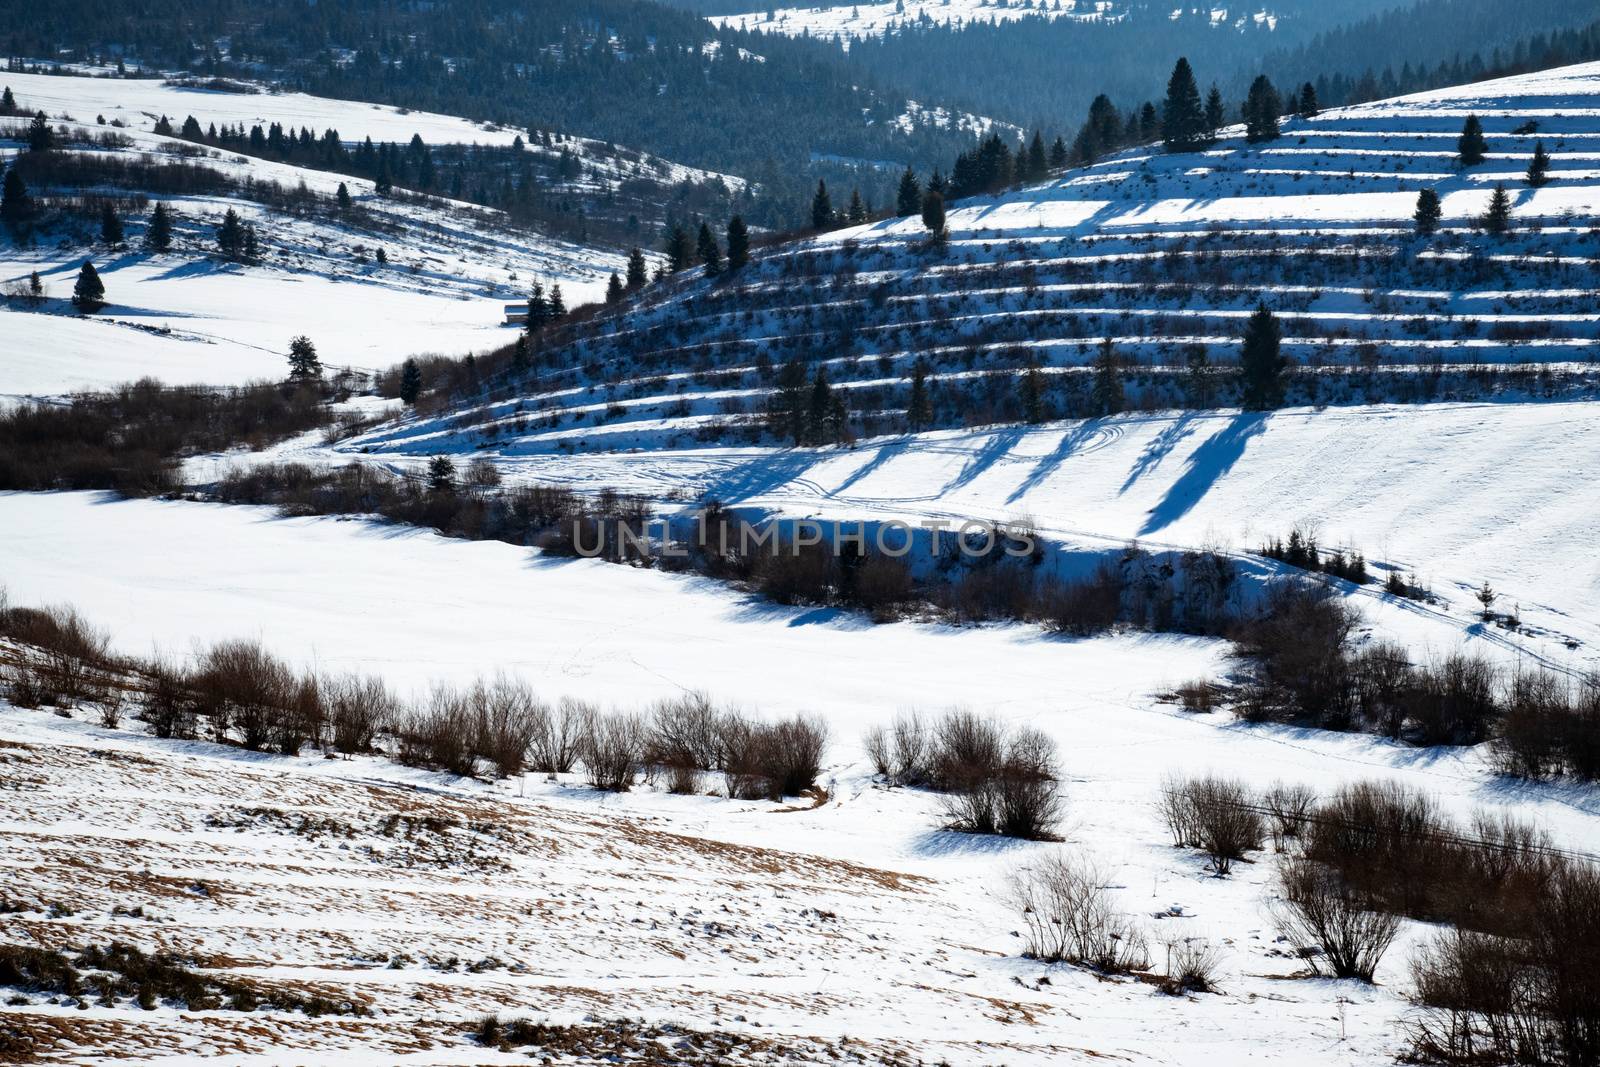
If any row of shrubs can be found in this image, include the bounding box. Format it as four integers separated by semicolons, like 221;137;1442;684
1153;773;1600;1065
864;709;1063;840
1226;581;1600;777
0;597;825;802
0;378;333;496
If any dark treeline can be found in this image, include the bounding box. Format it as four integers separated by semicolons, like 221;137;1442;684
0;0;977;230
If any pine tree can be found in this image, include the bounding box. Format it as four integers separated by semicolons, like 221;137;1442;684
806;367;834;445
666;225;694;272
287;335;322;381
1525;140;1551;187
1481;183;1511;234
1048;136;1069;169
921;190;946;238
72;261;106;312
895;167;921;216
525;282;549;332
811;180;834;231
1296;83;1319;118
907;358;933;431
1204;85;1225;136
548;284;566;319
399;358;423;405
1239;303;1285;408
846;188;867;223
626;247;648;289
1019;362;1045;423
605;272;624;303
511;334;530;373
27;111;53;152
1457;114;1488;166
0;87;14;114
1;167;34;231
1161;57;1206;152
427;456;456;494
1092;338;1122;415
336;182;352;212
216;208;245;260
773;358;809;444
726;216;750;271
1413;188;1443;235
1139;101;1160;143
1244;76;1282;143
696;222;723;274
1025;130;1048;180
146;202;173;250
26;271;43;306
99;203;123;244
242;222;260;261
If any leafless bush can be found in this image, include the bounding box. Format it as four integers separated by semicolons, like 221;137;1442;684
142;658;197;740
1262;781;1317;850
471;675;545;777
1009;853;1149;972
326;674;395;754
717;712;827;800
1158;774;1262;874
528;697;590;775
192;640;301;751
1041;566;1124;636
396;684;478;776
580;710;647;792
646;692;723;793
1162;937;1224;994
1273;857;1401;981
944;725;1063;840
1409;860;1600;1066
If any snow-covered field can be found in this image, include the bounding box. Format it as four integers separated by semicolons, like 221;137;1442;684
710;0;1116;45
3;491;1600;1064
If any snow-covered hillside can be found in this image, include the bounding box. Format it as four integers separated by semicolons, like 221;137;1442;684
710;0;1118;45
0;71;733;397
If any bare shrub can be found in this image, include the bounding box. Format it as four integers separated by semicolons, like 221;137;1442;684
192;640;298;751
864;711;930;785
1042;566;1123;635
1009;853;1149;972
580;710;646;792
528;697;590;775
1230;580;1360;728
944;725;1063;840
1158;774;1262;874
143;658;197;740
1162;937;1224;994
396;684;478;776
1173;679;1220;713
471;675;544;777
646;692;722;793
1491;669;1572;780
326;674;395;754
1262;781;1317;850
1273;857;1401;981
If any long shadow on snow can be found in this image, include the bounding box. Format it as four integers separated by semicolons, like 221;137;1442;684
1138;412;1266;536
700;449;821;505
828;438;910;498
1005;420;1104;505
907;828;1038;858
939;426;1025;498
1119;412;1202;495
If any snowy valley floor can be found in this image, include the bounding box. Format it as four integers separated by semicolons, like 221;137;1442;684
3;492;1600;1063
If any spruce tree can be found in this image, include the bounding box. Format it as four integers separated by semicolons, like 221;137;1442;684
1048;136;1069;170
665;225;694;272
216;208;244;260
1204;85;1225;136
806;367;834;445
773;358;809;444
146;202;173;250
1;167;34;231
626;247;648;289
726;216;750;271
1457;114;1488;166
336;182;352;212
427;456;456;494
0;87;14;114
1239;303;1285;409
921;189;945;238
605;272;624;304
287;335;322;381
895;167;921;217
27;111;53;152
1025;130;1048;180
1019;362;1045;423
1092;338;1122;415
242;222;260;261
511;334;530;373
525;282;549;332
1525;140;1551;187
697;222;723;273
72;261;106;312
1244;77;1282;143
1413;188;1442;235
399;358;423;405
846;188;867;223
1481;183;1511;234
907;359;933;431
811;180;834;231
548;284;566;319
99;203;123;244
1139;101;1160;143
1296;83;1319;118
1161;57;1206;152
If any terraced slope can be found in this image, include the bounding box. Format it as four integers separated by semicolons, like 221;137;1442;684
371;62;1600;459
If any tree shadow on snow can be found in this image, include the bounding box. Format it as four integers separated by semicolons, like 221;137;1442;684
1138;412;1266;535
